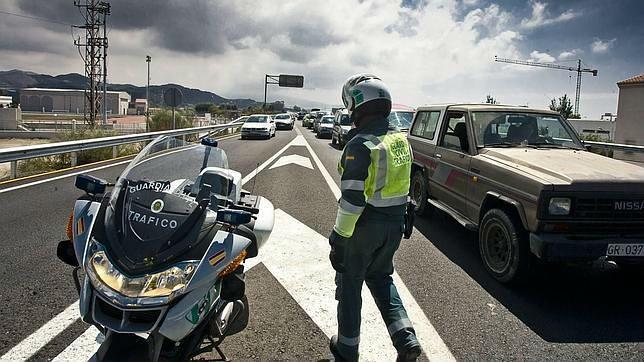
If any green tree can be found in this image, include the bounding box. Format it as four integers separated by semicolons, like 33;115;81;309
149;109;193;131
484;95;498;104
549;94;580;119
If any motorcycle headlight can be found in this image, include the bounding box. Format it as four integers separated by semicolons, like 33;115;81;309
548;197;571;216
87;249;198;300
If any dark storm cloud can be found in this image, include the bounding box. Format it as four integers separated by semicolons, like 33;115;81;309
17;0;241;54
14;0;345;61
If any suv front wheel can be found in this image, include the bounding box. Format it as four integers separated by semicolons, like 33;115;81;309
479;209;531;284
410;170;430;215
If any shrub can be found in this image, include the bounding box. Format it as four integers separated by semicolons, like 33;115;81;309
149;109;194;131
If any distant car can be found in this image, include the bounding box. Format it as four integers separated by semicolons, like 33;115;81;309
313;111;330;133
387;104;416;132
332;109;352;147
303;114;315;128
317;115;335;138
241;114;276;140
274;113;294;130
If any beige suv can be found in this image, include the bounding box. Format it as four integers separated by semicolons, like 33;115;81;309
408;104;644;284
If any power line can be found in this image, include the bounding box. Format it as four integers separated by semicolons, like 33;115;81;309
0;9;73;26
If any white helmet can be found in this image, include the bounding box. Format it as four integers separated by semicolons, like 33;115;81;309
341;74;392;120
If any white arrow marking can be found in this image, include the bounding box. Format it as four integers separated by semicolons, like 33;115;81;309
261;209;455;361
269;154;313;170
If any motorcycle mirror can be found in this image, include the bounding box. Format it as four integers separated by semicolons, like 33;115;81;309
201;137;218;148
216;209;252;225
57;239;79;267
75;174;108;195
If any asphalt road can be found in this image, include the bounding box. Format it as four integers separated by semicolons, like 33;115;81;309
1;122;643;361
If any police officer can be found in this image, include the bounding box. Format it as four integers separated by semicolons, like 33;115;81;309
329;74;421;362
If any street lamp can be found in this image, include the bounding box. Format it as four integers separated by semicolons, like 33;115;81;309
146;55;151;132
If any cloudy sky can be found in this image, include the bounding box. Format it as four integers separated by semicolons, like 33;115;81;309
1;0;642;117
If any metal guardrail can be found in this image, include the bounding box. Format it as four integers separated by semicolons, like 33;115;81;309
583;140;644;153
0;122;242;179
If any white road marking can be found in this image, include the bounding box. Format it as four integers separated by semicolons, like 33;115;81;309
241;134;306;185
269;154;313;170
295;126;456;361
51;327;102;362
263;209;400;360
0;302;80;361
301;131;341;200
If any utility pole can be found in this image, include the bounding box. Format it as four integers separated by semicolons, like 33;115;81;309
146;55;151;132
73;0;110;128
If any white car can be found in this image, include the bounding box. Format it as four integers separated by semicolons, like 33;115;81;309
317;115;335;139
241;114;276;140
273;113;294;130
332;108;352;147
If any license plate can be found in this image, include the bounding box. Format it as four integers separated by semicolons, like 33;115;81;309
606;244;644;257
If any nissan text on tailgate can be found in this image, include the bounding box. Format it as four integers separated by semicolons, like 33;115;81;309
408;104;644;284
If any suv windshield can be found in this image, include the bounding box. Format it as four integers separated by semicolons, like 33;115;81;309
246;116;268;123
322;116;334;124
471;111;584;149
388;111;414;130
275;114;290;119
340;114;351;126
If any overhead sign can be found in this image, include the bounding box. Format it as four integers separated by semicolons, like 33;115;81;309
163;87;183;107
278;74;304;88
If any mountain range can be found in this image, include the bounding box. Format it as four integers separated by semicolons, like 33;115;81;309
0;69;260;109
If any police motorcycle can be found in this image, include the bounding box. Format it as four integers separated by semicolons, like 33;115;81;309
57;135;274;361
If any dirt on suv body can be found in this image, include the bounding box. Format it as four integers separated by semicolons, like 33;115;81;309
408;104;644;284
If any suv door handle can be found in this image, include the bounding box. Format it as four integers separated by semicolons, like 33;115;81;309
434;153;442;159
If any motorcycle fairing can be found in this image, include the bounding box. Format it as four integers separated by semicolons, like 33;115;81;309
159;230;251;341
72;199;101;266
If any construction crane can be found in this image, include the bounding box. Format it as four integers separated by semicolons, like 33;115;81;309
494;56;598;115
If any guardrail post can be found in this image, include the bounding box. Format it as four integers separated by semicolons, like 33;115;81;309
71;152;78;167
181;135;186;143
112;145;118;158
10;161;17;179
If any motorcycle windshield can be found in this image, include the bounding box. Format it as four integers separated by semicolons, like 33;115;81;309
101;136;229;274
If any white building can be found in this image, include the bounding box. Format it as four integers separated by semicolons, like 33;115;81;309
19;88;131;115
567;119;616;141
0;95;12;108
614;73;644;162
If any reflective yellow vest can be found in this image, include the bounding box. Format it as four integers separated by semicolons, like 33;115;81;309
335;132;412;237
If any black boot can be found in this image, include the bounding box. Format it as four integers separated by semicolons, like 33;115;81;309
329;335;358;362
329;336;345;362
396;344;422;362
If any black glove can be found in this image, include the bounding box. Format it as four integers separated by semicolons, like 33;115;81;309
403;198;416;239
329;230;348;273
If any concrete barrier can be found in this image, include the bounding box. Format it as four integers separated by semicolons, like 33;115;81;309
0;130;59;139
